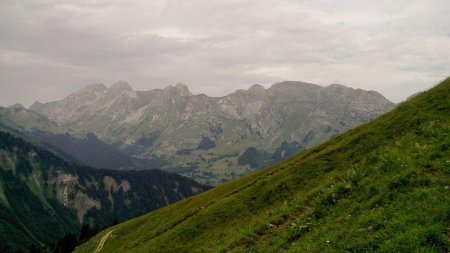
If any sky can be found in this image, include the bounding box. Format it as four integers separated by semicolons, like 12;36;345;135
1;0;449;106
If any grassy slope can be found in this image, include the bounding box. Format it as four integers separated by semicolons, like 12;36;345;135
76;78;450;253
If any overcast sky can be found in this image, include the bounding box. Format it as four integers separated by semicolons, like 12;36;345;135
1;0;449;106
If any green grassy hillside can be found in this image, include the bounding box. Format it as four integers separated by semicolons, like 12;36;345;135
76;78;450;253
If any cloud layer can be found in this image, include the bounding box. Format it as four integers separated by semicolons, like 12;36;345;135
1;0;449;106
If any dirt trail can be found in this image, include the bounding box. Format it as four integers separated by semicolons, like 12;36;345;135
94;229;115;253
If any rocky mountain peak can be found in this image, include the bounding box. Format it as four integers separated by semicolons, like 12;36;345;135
245;84;266;100
30;80;396;184
9;103;25;110
107;80;136;100
29;101;43;111
110;80;133;91
272;81;319;88
80;83;108;92
326;84;386;98
164;83;192;96
269;81;321;95
66;83;108;103
248;84;265;92
327;83;349;89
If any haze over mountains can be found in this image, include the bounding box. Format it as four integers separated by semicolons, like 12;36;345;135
75;77;450;253
0;78;398;252
30;80;395;184
1;1;448;252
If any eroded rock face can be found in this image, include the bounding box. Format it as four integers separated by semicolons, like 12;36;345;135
30;80;395;184
46;170;101;222
31;81;394;154
0;131;209;252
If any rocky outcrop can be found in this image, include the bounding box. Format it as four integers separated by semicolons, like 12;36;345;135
30;80;395;184
0;130;209;252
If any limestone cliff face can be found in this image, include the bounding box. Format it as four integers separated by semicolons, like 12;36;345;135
31;81;394;153
30;80;395;184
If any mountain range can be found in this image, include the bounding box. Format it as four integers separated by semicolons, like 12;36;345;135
75;77;450;252
0;79;398;252
0;106;169;171
29;81;395;185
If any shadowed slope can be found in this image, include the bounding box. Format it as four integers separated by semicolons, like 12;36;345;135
0;131;209;252
30;81;395;185
76;78;449;253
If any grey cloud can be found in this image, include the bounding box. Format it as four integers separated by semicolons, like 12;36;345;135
1;0;449;106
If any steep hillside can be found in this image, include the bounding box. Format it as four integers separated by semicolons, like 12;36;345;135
76;78;449;253
0;131;208;252
0;104;63;133
30;81;394;184
0;106;167;171
28;130;167;170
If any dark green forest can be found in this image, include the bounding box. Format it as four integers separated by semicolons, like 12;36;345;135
0;131;209;252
